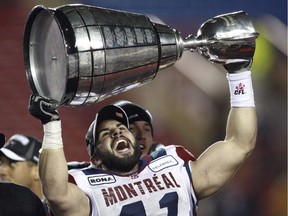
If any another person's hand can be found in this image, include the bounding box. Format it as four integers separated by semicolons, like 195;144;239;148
29;94;60;124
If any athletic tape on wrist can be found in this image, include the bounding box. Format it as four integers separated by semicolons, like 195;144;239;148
42;121;63;149
226;70;255;107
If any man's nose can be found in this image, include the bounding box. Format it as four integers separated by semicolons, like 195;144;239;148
111;128;122;137
135;128;145;139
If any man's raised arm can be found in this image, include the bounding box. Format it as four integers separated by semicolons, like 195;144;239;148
191;61;257;200
29;95;90;216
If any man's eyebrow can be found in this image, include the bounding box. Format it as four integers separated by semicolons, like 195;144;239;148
97;128;109;135
97;122;125;134
130;122;150;127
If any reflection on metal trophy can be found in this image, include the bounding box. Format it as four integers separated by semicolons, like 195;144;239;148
23;4;259;106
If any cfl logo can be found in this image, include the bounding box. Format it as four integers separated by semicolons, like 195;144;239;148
234;83;246;95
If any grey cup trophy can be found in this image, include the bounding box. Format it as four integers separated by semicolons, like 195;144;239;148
23;4;259;106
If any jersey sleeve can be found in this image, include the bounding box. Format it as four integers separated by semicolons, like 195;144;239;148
175;145;196;162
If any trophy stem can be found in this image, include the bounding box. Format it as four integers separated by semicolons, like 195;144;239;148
182;35;211;51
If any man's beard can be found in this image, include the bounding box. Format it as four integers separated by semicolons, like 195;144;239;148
95;143;142;173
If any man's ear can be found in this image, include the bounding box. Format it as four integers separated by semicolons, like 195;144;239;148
31;164;40;181
91;156;102;166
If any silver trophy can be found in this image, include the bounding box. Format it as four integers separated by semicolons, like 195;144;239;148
23;4;259;106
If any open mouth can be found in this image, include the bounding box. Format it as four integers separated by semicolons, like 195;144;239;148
114;139;131;153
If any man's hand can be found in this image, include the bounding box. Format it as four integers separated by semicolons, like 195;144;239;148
224;59;252;73
29;94;60;124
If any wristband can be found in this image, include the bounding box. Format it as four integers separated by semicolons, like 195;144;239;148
226;70;255;107
42;121;63;149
